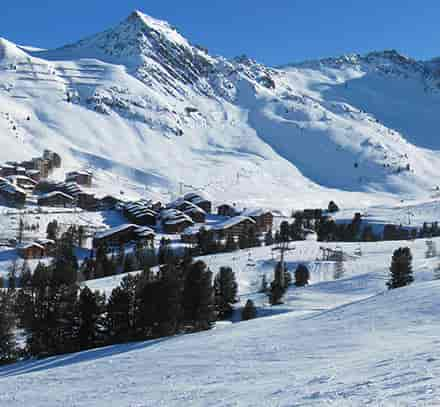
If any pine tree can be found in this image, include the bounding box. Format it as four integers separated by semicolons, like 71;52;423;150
328;201;339;213
241;299;257;321
46;220;59;241
269;261;288;305
78;287;103;350
387;247;413;289
7;260;18;290
106;286;131;343
106;274;138;342
183;260;215;331
136;265;183;338
214;267;238;319
0;291;16;364
295;264;310;287
280;221;290;242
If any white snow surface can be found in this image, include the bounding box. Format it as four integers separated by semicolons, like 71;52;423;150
2;236;440;406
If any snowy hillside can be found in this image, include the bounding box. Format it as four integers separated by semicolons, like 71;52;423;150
1;11;440;208
3;236;440;406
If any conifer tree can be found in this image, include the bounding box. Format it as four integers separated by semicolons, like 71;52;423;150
183;260;215;330
214;267;238;319
241;299;257;321
0;291;16;364
387;247;413;289
295;264;310;287
269;261;288;305
78;286;103;350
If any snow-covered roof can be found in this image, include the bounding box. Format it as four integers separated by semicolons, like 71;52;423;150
17;242;45;250
190;196;210;205
135;226;155;237
163;215;194;225
241;208;273;217
7;174;38;184
39;191;74;201
94;224;140;240
35;238;56;245
0;180;26;195
212;216;255;230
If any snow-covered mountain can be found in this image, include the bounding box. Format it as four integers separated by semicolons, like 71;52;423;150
1;10;440;208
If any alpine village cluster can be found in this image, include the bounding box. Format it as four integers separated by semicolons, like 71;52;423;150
0;149;423;363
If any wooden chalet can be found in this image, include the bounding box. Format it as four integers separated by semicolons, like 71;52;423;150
241;208;274;233
123;201;157;226
38;191;75;207
217;204;239;217
0;179;26;206
167;199;206;223
7;175;38;193
183;192;212;213
0;164;16;177
66;170;93;187
17;242;46;259
181;216;256;243
184;204;206;223
35;238;56;255
26;169;41;182
93;224;155;249
99;195;121;210
161;209;194;234
77;192;99;211
212;216;256;240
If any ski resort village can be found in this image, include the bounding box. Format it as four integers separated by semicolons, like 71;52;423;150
2;7;440;407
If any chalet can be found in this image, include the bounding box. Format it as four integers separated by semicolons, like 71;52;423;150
38;191;75;207
99;195;121;210
7;175;38;193
212;216;256;240
17;242;45;259
161;209;194;234
0;179;26;206
183;192;212;213
163;216;194;234
35;238;56;256
183;204;206;223
181;216;256;243
241;208;274;233
0;164;16;178
181;226;203;244
61;182;83;198
123;201;157;226
134;226;156;245
77;192;99;211
93;224;155;249
26;169;41;182
151;201;163;212
66;170;93;187
15;167;26;176
217;204;239;217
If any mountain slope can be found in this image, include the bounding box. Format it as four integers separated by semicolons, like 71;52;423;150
2;277;440;406
1;11;440;207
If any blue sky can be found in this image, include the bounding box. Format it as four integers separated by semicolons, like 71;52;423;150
1;1;438;65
